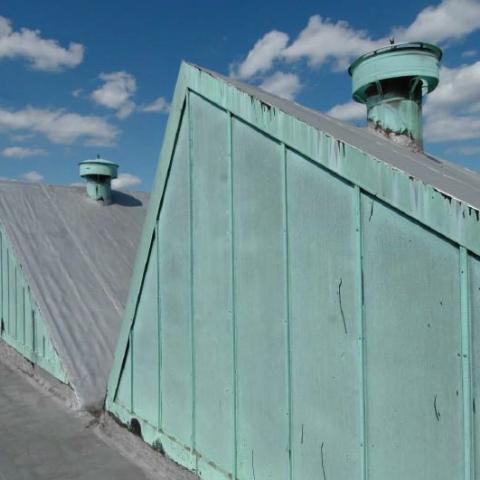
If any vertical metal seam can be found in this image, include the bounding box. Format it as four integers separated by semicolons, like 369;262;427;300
22;284;26;345
156;222;163;430
14;267;17;339
282;142;293;480
130;329;134;413
355;185;368;480
6;249;9;335
32;308;36;360
0;231;2;320
0;229;3;329
29;296;32;356
26;289;30;352
460;246;474;480
187;89;197;463
228;111;239;479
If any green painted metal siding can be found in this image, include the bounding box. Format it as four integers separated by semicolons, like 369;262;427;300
0;225;67;383
362;197;464;478
287;151;360;479
108;64;480;480
192;96;232;476
470;256;480;477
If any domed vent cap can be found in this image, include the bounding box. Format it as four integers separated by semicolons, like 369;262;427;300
349;42;442;151
79;155;119;205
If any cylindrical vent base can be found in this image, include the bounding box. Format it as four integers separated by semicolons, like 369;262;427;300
86;177;112;204
367;96;423;149
365;77;423;150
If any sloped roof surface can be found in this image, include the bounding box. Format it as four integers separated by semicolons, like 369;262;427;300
198;65;480;211
0;181;148;409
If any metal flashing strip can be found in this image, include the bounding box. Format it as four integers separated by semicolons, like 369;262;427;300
460;247;475;480
227;110;239;479
355;186;369;480
187;90;197;468
282;142;294;480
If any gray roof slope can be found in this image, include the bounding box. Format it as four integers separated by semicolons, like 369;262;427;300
0;181;148;409
197;64;480;211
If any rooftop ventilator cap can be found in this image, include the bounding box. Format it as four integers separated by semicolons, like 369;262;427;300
349;42;442;151
79;155;118;205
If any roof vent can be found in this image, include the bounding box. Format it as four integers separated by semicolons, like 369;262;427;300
79;155;118;205
349;42;442;151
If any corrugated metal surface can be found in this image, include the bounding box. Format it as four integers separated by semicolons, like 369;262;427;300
107;63;480;480
0;182;148;409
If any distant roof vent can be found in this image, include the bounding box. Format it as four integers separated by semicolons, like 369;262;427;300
79;155;118;205
349;42;442;151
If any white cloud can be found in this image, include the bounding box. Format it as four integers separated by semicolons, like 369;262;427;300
425;62;480;113
112;173;141;190
453;145;480;156
2;146;46;158
424;113;480;142
422;61;480;143
0;16;83;71
232;31;289;79
91;71;137;119
141;96;170;113
393;0;480;44
232;16;379;79
20;170;43;183
259;72;301;100
0;106;118;145
233;0;480;81
283;16;380;70
327;101;365;121
10;132;34;142
462;49;478;58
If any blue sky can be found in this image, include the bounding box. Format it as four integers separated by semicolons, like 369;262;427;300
1;0;480;190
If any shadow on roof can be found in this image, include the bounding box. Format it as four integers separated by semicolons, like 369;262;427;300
111;190;144;207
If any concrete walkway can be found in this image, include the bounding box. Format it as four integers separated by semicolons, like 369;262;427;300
0;361;152;480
